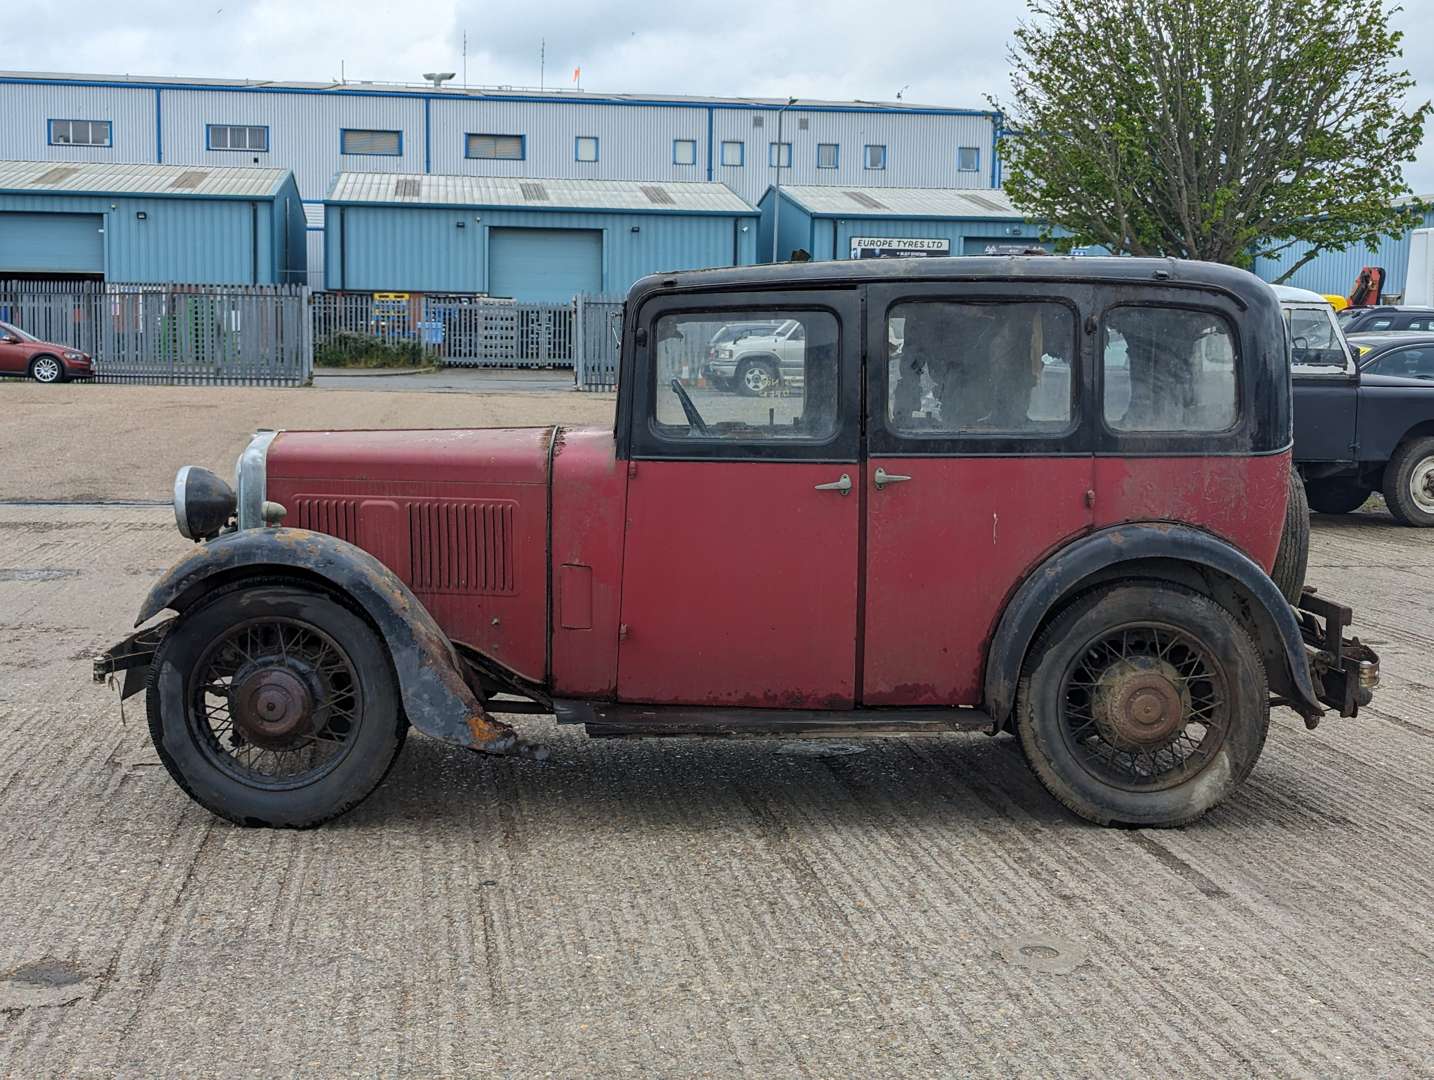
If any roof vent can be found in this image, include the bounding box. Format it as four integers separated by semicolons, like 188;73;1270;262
519;181;549;201
845;190;888;210
962;193;1009;214
394;177;422;199
169;170;212;190
33;166;80;186
640;184;676;206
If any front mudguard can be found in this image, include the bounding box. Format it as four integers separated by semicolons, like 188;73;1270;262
110;527;539;756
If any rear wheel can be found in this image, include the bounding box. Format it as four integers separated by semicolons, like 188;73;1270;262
146;582;407;828
1383;437;1434;526
29;355;65;383
1015;583;1269;827
1270;469;1309;606
1305;478;1371;515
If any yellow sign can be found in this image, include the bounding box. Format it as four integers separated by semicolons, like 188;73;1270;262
373;292;410;301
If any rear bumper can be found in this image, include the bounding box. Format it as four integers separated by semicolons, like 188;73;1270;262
1296;590;1378;720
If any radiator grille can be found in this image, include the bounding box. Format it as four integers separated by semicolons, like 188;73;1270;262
294;497;360;543
408;500;516;595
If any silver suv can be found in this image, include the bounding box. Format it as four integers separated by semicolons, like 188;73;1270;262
702;319;806;395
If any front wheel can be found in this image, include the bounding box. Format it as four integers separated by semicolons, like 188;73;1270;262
735;357;779;397
146;582;407;828
1382;437;1434;526
29;355;65;383
1015;583;1269;827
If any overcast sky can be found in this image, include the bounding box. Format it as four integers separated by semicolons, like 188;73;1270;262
9;0;1434;192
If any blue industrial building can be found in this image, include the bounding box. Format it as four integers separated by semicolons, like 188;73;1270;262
757;185;1056;264
325;173;757;300
1252;197;1434;299
0;159;305;284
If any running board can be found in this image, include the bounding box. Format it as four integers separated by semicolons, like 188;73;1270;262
552;700;995;739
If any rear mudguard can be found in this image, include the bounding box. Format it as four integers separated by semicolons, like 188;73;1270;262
984;522;1325;728
133;527;541;756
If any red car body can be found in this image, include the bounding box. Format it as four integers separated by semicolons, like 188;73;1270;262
0;320;93;381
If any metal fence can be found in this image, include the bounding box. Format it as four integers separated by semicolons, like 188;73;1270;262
311;291;624;387
574;295;625;391
0;281;312;385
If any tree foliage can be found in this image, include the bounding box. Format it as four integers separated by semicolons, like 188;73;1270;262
996;0;1429;281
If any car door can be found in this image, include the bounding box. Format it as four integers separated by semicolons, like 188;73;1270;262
617;291;862;707
1287;304;1358;463
862;282;1094;706
0;323;27;374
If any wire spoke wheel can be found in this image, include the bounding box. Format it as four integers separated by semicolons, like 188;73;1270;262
1060;622;1230;792
187;615;364;790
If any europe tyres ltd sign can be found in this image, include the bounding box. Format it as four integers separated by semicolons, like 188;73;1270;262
849;237;951;259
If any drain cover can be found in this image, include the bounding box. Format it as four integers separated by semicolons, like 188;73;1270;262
0;959;93;1010
775;741;867;757
1000;935;1088;975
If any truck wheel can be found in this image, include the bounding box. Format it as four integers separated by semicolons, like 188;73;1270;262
1382;437;1434;526
146;581;407;828
735;357;779;396
1015;582;1269;828
1269;469;1309;606
1305;479;1371;515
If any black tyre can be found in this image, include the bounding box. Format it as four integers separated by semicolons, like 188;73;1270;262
146;582;407;828
1271;469;1309;606
735;357;780;397
29;355;65;384
1305;478;1371;516
1015;582;1269;828
1382;437;1434;526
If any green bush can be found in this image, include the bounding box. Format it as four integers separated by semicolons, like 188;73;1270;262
315;332;429;369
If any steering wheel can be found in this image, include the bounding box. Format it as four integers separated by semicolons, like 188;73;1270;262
670;379;710;436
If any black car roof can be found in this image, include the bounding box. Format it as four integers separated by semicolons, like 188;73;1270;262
628;255;1275;307
1347;332;1434;356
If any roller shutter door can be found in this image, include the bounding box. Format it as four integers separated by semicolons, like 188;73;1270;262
0;212;104;275
488;227;602;302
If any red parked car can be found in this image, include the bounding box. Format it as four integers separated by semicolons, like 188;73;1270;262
96;258;1377;829
0;320;93;382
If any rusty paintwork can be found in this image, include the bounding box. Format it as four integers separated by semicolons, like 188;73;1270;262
135;526;540;756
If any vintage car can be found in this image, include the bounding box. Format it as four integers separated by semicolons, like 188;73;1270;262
96;258;1378;830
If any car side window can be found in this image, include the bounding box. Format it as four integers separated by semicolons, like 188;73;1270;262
886;301;1075;434
1407;318;1434;331
1102;307;1238;432
1284;306;1348;372
1366;347;1434;380
651;310;839;441
1367;317;1394;330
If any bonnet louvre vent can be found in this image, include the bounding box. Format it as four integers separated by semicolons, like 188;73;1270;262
294;497;360;543
408;500;516;595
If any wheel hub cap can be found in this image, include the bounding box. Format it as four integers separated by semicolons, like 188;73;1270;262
1411;459;1434;513
231;664;317;749
1091;657;1189;751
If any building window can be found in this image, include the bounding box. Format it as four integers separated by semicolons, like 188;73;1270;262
957;146;981;172
466;133;524;160
207;124;269;152
48;119;111;147
769;142;792;168
673;138;697;165
864;144;887;170
575;136;599;162
341;129;401;156
720;140;744;167
817;143;839;169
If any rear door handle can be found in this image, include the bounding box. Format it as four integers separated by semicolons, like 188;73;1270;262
874;467;912;490
814;473;853;495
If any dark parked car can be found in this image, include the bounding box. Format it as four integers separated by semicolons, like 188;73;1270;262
0;320;93;383
1338;305;1434;334
1282;285;1434;524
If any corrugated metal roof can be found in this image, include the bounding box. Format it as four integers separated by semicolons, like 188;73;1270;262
0;69;987;115
327;172;756;213
779;185;1023;219
0;159;289;198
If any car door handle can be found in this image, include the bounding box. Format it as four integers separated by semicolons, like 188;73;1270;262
874;467;912;490
814;473;853;495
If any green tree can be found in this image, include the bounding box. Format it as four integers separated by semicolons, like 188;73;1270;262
996;0;1429;281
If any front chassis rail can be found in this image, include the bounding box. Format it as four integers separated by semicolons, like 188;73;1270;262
1294;590;1378;724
